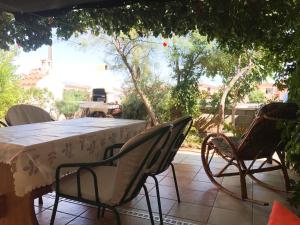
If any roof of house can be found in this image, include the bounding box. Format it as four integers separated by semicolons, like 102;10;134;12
19;68;45;88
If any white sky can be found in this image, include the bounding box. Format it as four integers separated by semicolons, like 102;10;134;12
14;35;222;90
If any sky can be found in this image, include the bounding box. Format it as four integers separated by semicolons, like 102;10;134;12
14;35;222;91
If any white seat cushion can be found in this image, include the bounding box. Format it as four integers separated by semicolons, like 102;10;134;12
59;166;117;205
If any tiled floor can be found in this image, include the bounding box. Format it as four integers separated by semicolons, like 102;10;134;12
35;151;299;225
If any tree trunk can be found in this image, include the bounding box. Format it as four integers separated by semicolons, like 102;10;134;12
113;42;158;126
130;68;158;126
231;100;237;127
217;55;253;133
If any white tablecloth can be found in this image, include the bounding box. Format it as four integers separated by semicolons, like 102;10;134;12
0;118;146;196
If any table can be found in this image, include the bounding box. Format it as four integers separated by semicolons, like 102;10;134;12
0;118;146;225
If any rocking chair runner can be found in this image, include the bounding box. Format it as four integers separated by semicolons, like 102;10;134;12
201;102;299;205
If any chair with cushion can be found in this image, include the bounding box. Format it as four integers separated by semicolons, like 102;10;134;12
50;123;173;225
5;104;53;204
201;102;299;205
104;116;192;224
148;116;192;224
5;104;53;126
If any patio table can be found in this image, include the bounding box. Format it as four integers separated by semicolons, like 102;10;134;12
0;117;146;225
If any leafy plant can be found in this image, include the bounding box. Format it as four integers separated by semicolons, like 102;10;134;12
0;50;23;118
56;89;89;118
248;89;266;103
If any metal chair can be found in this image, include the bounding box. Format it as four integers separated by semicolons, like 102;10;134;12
103;116;192;224
5;104;53;204
147;116;192;224
50;123;173;225
201;102;299;205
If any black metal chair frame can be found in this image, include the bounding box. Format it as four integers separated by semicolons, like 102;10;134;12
103;116;193;225
50;124;172;225
149;116;192;225
0;121;7;127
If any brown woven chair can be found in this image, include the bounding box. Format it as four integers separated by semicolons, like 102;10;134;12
201;102;299;205
5;104;54;205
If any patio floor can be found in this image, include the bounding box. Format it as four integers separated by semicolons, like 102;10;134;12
35;151;299;225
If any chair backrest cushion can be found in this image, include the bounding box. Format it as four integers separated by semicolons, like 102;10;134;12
149;116;192;173
238;102;299;159
6;104;52;126
111;123;172;205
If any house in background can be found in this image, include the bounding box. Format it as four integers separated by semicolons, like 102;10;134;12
198;83;220;95
20;46;65;100
257;82;287;101
19;46;121;102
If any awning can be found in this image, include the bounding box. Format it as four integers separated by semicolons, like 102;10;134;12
0;0;160;15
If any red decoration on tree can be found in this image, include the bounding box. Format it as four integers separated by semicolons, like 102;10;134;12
163;42;168;47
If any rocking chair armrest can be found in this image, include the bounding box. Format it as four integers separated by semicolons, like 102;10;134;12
103;143;125;160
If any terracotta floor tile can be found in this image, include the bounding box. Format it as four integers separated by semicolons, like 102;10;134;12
193;171;223;183
32;152;300;225
253;204;271;225
173;163;202;172
181;159;202;166
122;194;144;209
166;169;198;180
79;207;116;222
51;200;89;216
222;176;253;187
146;175;165;184
159;176;193;187
214;192;253;212
208;207;252;225
34;196;57;208
149;185;179;200
253;188;290;205
180;189;217;206
185;180;219;192
72;213;155;225
133;196;176;214
168;202;212;223
36;209;75;225
164;216;206;225
35;205;46;214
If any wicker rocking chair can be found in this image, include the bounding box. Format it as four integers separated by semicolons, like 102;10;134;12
201;102;299;205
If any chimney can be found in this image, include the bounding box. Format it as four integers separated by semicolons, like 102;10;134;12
48;45;52;62
41;45;52;75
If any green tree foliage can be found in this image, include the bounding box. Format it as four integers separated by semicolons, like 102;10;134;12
20;87;54;108
0;50;54;119
0;50;23;118
56;89;89;118
167;33;209;118
248;90;266;103
122;74;171;123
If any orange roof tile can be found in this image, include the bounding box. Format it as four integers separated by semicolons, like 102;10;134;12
20;69;45;88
